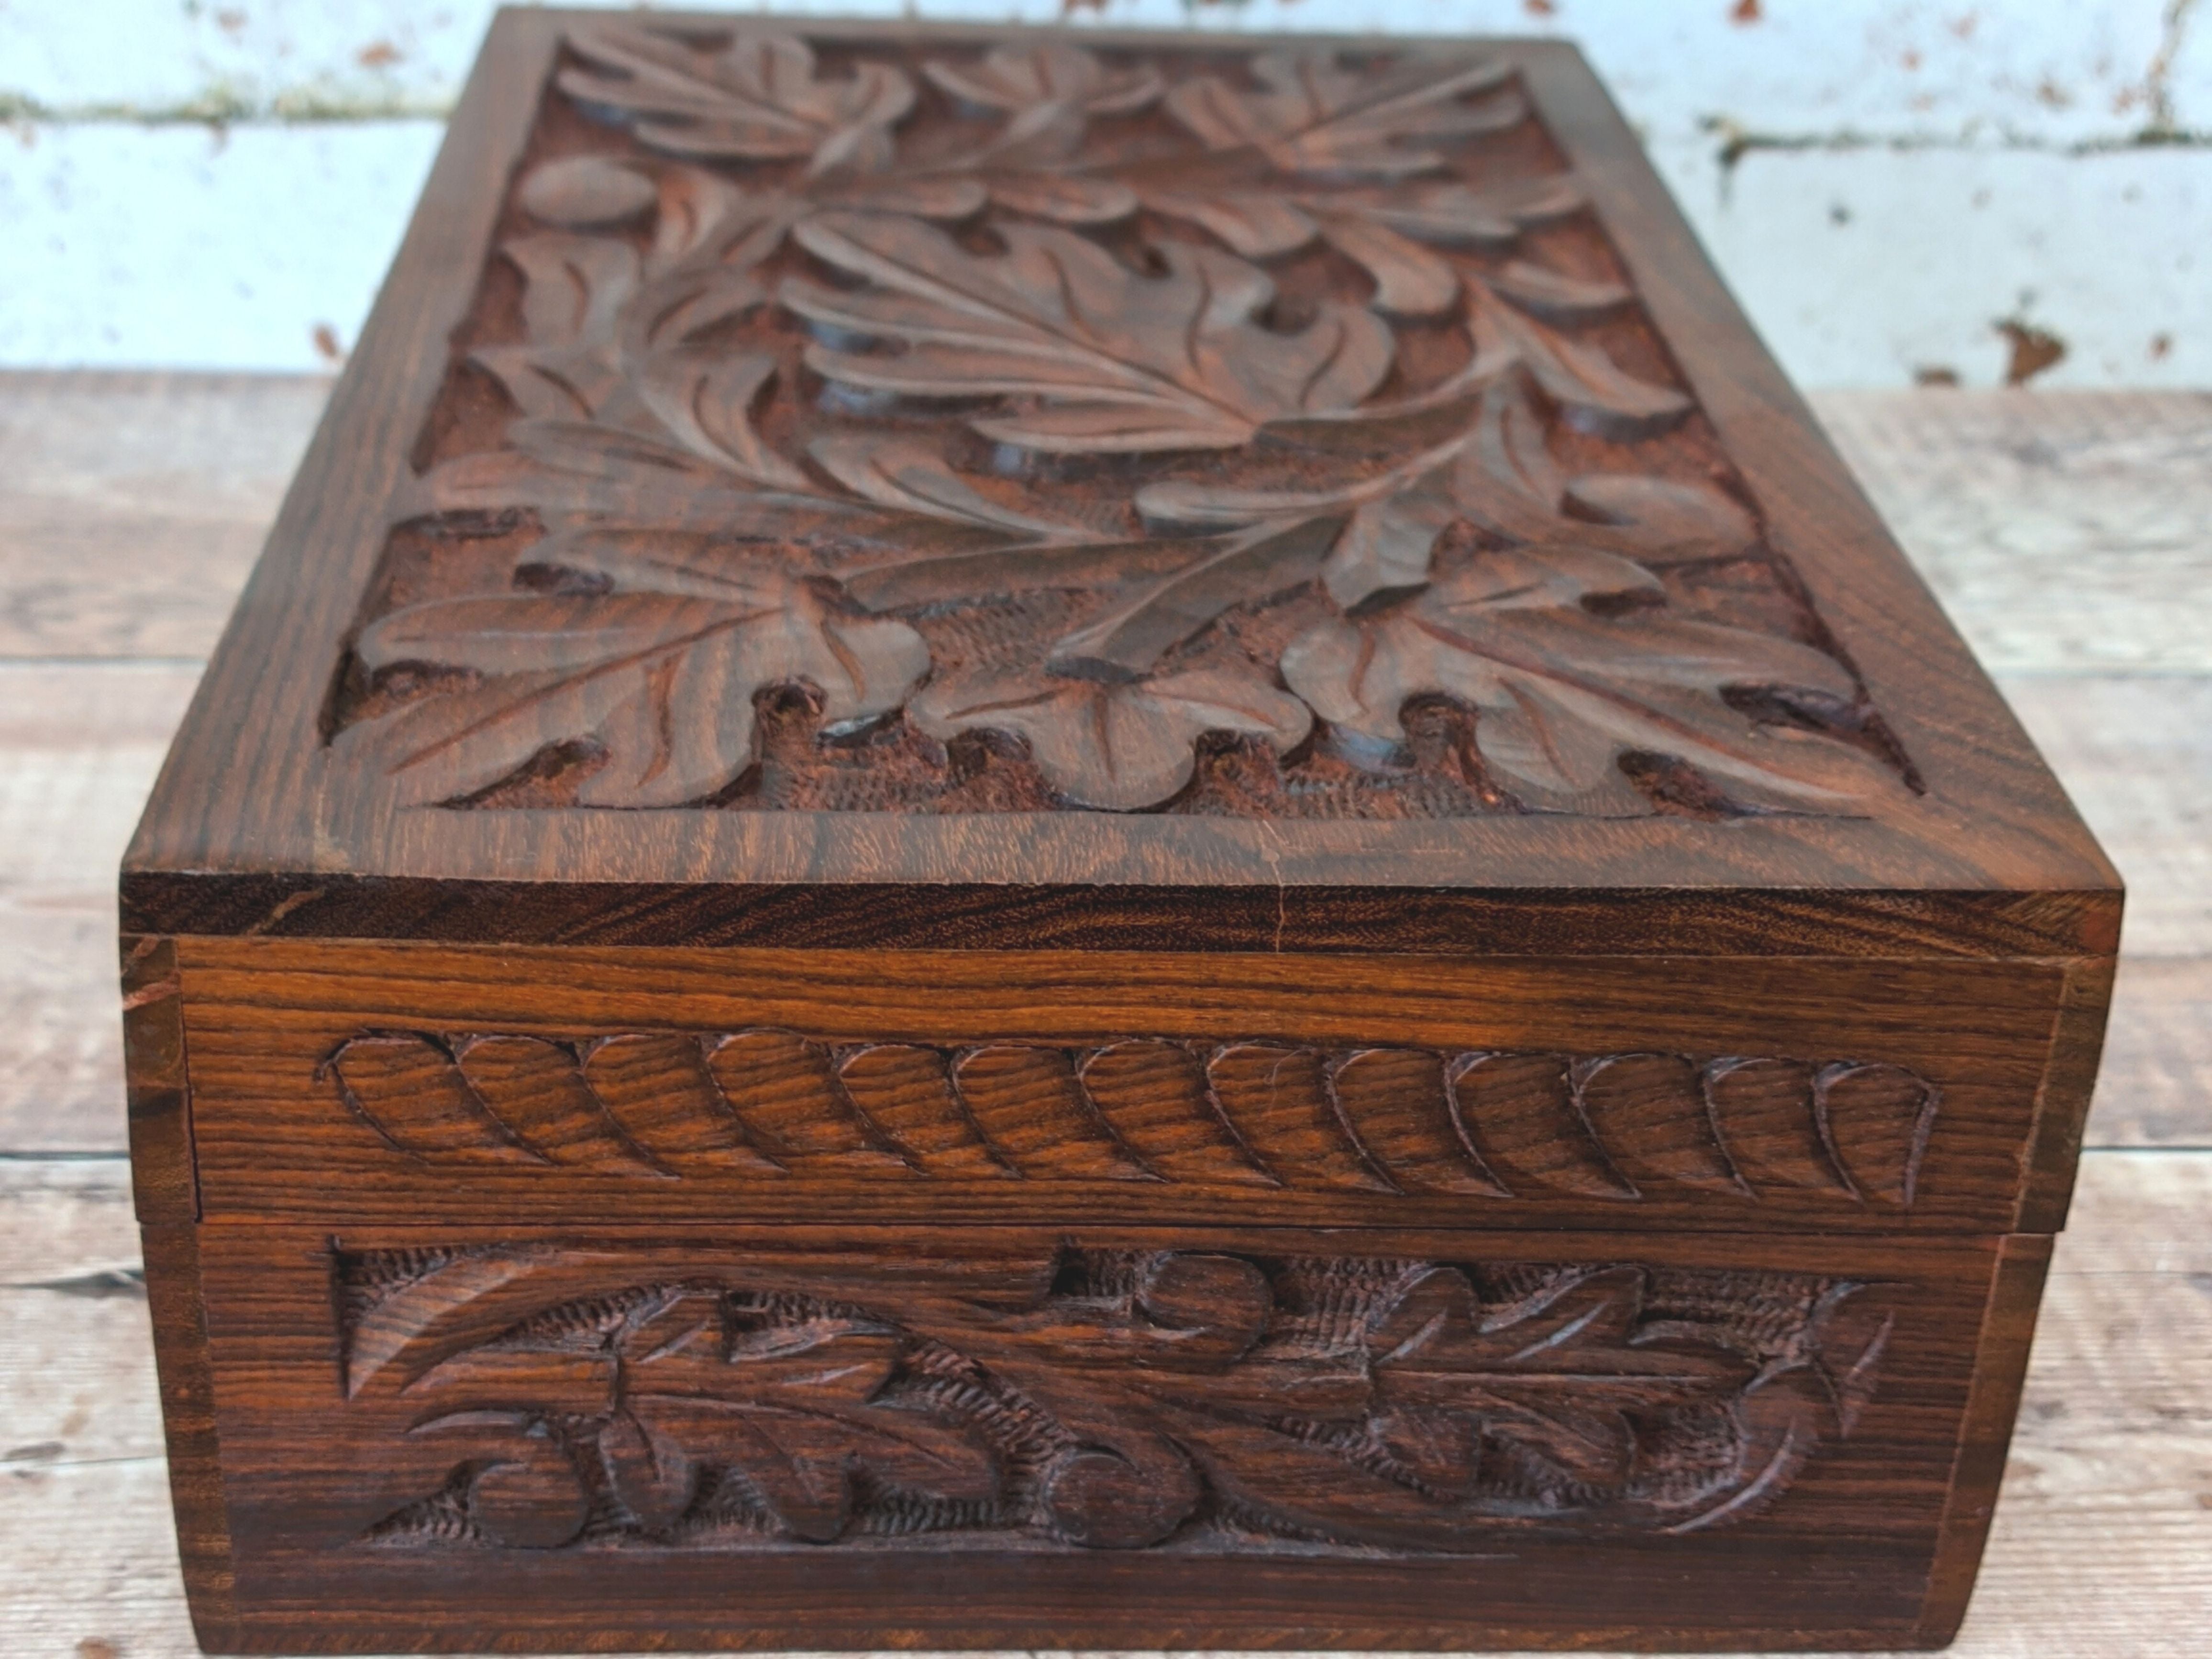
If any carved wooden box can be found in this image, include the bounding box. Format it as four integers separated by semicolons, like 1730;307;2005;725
122;9;2120;1652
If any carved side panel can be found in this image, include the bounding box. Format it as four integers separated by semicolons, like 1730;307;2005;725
333;1243;1891;1556
321;1029;1938;1207
326;25;1915;818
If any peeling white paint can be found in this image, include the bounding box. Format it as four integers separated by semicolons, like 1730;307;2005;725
1648;138;2205;386
0;121;443;369
0;1;2204;380
5;0;2204;136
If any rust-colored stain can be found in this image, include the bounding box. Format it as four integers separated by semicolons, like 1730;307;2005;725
1731;0;1763;24
1994;318;2068;386
2149;332;2174;362
1913;366;1962;388
214;8;246;34
358;41;403;71
311;323;344;365
1525;0;1557;15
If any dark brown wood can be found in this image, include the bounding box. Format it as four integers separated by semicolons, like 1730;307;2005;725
177;938;2059;1236
2014;954;2119;1232
1914;1231;2055;1645
121;10;2117;958
141;1221;238;1651
192;1217;2005;1652
118;9;2119;1653
120;935;196;1225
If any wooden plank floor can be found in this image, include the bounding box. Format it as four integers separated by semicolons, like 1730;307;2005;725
0;374;2205;1656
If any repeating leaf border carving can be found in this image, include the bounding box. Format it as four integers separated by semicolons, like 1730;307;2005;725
335;24;1917;820
321;1028;1939;1207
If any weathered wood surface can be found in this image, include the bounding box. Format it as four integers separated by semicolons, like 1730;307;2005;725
1812;390;2212;675
0;372;332;660
1;1153;2201;1657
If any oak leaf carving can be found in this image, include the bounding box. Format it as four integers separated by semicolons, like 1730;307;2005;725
1279;543;1909;813
604;1294;995;1542
925;41;1164;122
784;211;1394;453
807;432;1103;540
1365;1267;1741;1489
922;44;1161;222
1471;281;1692;440
561;27;915;176
1136;381;1569;611
1148;1263;1749;1547
346;535;926;806
1362;175;1587;246
909;664;1312;810
412;418;869;540
1166;52;1522;179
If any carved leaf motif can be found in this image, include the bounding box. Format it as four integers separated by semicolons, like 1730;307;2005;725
984;173;1139;225
1151;1261;1754;1546
561;27;915;175
1321;479;1459;612
506;233;640;345
1363;175;1586;246
634;352;810;488
1046;516;1349;679
1280;544;1909;812
924;42;1163;120
1367;1267;1741;1489
468;234;639;420
910;664;1312;811
1486;259;1633;321
353;1248;1890;1554
919;47;1158;218
1136;380;1569;609
807;433;1100;540
608;1294;995;1542
1144;190;1316;257
1315;212;1461;319
347;543;926;806
412;421;874;540
518;155;660;229
1166;53;1521;179
1472;283;1692;440
784;211;1394;453
1563;474;1760;561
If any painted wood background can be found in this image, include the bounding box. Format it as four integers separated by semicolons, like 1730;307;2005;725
0;0;2206;384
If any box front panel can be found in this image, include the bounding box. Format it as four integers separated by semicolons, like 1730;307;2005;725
191;1218;2020;1651
176;937;2065;1236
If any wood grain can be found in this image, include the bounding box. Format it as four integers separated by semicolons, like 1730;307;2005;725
171;934;2068;1234
0;1152;2204;1655
179;1215;1998;1649
9;383;2201;679
0;670;2193;1156
0;12;2183;1656
116;13;2118;962
1813;390;2212;675
1994;674;2212;960
0;373;329;661
0;664;202;1154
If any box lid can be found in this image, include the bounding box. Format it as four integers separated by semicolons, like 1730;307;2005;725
125;9;2118;960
